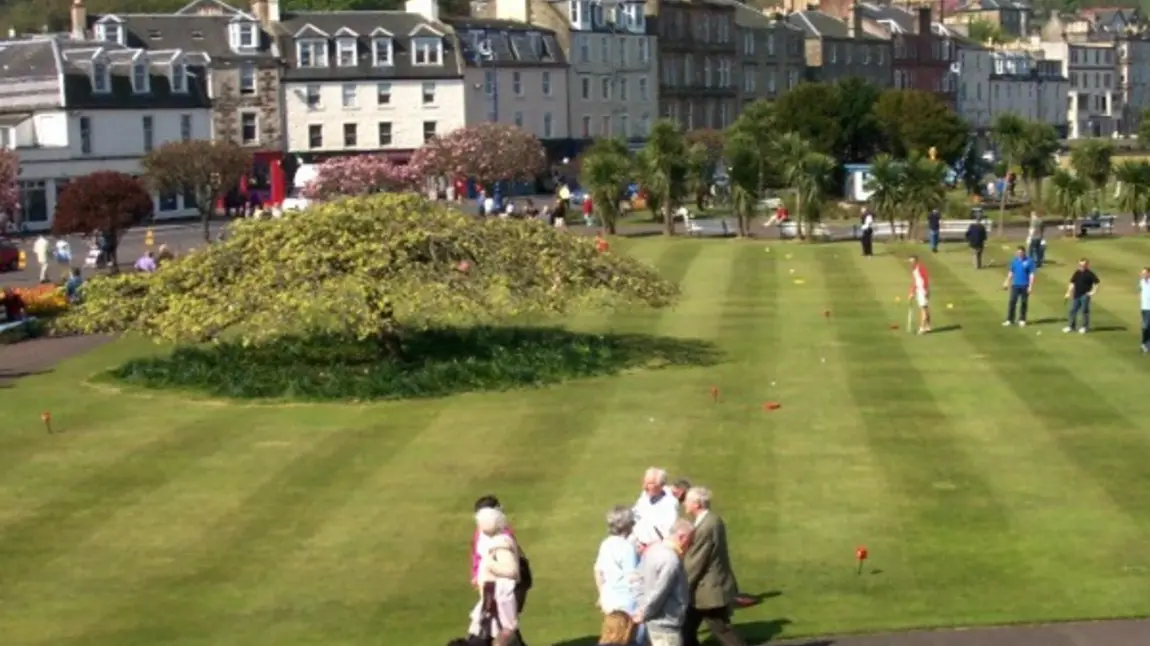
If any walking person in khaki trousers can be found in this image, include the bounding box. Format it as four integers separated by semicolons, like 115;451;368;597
681;487;746;646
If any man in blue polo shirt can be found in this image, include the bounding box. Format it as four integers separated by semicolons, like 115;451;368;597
1003;246;1037;327
1140;267;1150;352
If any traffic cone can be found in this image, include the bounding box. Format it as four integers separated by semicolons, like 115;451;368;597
144;228;154;247
17;249;26;270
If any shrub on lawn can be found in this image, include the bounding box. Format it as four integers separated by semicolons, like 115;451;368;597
106;327;721;401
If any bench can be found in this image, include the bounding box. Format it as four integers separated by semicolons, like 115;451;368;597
683;214;734;237
854;221;909;239
777;221;833;241
1059;215;1117;236
935;219;978;241
0;316;37;339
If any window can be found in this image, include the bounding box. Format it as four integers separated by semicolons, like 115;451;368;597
743;32;754;56
142;116;154;153
91;61;110;93
241;112;258;144
240;63;257;94
570;0;583;24
542;71;552;96
233;22;257;49
0;127;12;150
600;36;610;64
601;115;611;136
337;38;357;67
514;111;524;127
18;180;47;224
513;71;523;96
180;114;192;141
298;40;328;68
718;59;731;87
639;77;649;100
96;22;123;44
79;116;92;155
308;124;323;149
579;37;590;63
638;38;649;63
684;57;693;85
413;37;442;65
719;103;729;128
422;82;436;104
639;113;650;137
373;37;393;66
344;123;357;147
377;82;392;105
132;63;149;94
619;37;627;66
581;76;591;100
159;190;179;212
342;83;357;108
423;120;437;142
378;121;392;146
601;76;611;100
767;70;776;94
744;70;755;92
619;78;628;100
620;114;629;137
788;69;798;89
171;64;187;93
581;115;591;137
703;58;712;87
543;112;553;138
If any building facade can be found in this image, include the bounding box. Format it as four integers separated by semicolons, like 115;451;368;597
1035;39;1117;138
0;36;211;230
954;40;993;129
787;9;893;88
279;1;465;160
946;0;1032;38
735;6;806;105
657;0;738;131
856;4;957;106
989;51;1069;133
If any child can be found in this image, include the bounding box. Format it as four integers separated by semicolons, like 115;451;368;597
598;611;635;646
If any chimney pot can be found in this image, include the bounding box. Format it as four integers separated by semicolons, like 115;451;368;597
70;0;87;40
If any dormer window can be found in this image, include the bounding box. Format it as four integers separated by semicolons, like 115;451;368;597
372;36;393;66
230;21;258;51
622;3;645;32
132;62;150;94
336;38;357;67
95;22;123;44
91;60;111;93
412;37;441;65
171;63;187;93
569;0;590;29
297;39;329;67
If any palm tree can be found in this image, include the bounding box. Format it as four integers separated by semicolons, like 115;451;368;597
776;133;835;240
1049;169;1089;236
902;152;948;238
1114;160;1150;229
865;154;907;236
685;142;714;211
724;131;758;237
1016;122;1059;210
1069;139;1114;218
579;138;633;235
637;120;688;236
990;113;1028;235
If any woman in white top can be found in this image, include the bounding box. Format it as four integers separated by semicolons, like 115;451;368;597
469;507;521;642
594;505;642;645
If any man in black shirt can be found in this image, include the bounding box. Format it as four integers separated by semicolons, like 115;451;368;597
1064;258;1101;334
965;217;988;269
927;209;941;253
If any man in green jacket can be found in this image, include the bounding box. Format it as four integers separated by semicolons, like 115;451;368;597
681;487;746;646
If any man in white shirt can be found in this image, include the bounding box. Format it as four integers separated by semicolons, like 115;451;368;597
32;235;51;283
859;211;875;257
632;467;680;552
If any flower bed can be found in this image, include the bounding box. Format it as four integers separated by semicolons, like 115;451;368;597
7;285;70;317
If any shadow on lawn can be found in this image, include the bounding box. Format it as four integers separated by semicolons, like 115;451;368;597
552;618;797;646
105;327;723;402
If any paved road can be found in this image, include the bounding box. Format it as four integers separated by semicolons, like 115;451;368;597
773;618;1149;646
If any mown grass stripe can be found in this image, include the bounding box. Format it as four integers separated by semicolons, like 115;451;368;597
817;246;1024;616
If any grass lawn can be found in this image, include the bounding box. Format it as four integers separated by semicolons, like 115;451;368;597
3;236;1150;646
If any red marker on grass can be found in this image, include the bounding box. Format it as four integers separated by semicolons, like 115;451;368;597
856;546;868;575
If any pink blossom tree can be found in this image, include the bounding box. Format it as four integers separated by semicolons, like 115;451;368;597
0;150;18;226
302;155;416;200
409;123;547;185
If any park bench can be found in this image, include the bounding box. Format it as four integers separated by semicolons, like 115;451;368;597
936;220;978;241
854;221;909;240
1059;215;1117;237
777;221;833;241
683;214;734;237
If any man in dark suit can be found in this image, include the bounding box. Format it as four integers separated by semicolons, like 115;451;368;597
681;487;745;646
965;217;988;270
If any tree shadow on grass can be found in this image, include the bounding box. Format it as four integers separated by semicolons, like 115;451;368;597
551;618;795;646
105;327;722;402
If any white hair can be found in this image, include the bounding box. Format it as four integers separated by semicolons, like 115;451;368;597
644;467;668;486
685;486;712;509
476;507;508;536
668;518;695;540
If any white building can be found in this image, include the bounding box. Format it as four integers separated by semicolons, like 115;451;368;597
1035;39;1118;138
279;0;466;161
0;35;212;231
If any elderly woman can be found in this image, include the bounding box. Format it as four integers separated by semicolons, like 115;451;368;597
594;505;642;644
469;507;521;644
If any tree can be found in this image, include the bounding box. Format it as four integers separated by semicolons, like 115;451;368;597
1069;139;1114;216
1049;169;1089;236
0;150;17;227
834;77;885;163
409;123;546;187
636;120;689;236
902;152;948;237
776;133;835;240
873;89;969;164
52;171;154;269
55;193;679;353
302;154;416;200
724;131;762;237
726;100;780;194
141;140;251;243
773;83;842;156
990;113;1029;234
1015;122;1060;210
967;18;1010;44
579;138;633;235
1139;108;1150;146
865;154;908;235
1113;160;1150;227
685;129;725;208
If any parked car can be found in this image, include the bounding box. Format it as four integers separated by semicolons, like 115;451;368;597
0;238;20;272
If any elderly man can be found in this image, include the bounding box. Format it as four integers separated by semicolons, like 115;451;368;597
682;487;745;646
633;467;680;551
633;518;694;646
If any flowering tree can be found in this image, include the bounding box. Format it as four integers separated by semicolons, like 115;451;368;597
0;150;18;226
302;155;416;200
410;123;546;185
53;171;154;268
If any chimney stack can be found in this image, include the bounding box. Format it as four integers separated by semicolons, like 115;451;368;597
917;6;931;34
849;2;862;38
251;0;269;25
405;0;441;22
70;0;86;40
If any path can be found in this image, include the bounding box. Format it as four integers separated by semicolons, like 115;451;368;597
0;334;112;385
773;618;1148;645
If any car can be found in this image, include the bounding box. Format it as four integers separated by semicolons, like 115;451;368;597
0;238;20;272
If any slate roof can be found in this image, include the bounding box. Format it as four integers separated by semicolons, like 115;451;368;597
859;3;919;34
0;35;210;111
444;17;566;68
786;10;887;41
731;1;804;34
109;14;280;62
955;0;1030;12
279;11;462;82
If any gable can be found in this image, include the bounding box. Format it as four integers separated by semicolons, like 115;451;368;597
409;23;445;37
176;0;245;16
293;24;330;38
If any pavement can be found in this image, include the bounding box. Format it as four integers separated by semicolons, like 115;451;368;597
772;618;1150;646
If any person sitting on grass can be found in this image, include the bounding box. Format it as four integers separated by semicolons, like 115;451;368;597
135;251;157;273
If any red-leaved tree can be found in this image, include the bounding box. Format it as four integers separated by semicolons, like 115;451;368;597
409;123;546;186
301;155;416;200
53;171;154;269
0;150;18;227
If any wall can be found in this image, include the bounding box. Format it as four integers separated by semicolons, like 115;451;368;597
210;64;284;150
282;79;466;152
957;47;990;129
463;67;570;139
569;32;658;139
67;109;212;159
